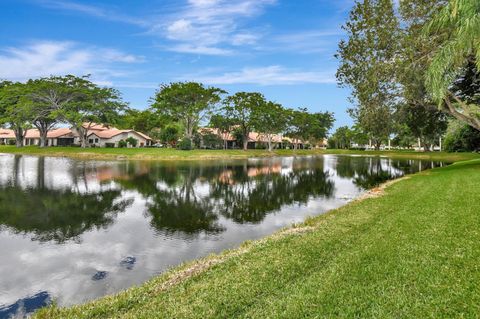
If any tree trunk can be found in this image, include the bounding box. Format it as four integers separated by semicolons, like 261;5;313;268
15;136;23;148
76;126;88;148
39;130;48;148
243;137;248;151
14;128;24;148
444;95;480;131
268;136;273;152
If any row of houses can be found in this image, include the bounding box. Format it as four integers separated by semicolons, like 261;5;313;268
0;124;328;149
199;128;328;149
0;124;154;147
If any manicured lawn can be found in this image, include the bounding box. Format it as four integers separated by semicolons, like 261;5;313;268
0;145;479;162
34;159;480;318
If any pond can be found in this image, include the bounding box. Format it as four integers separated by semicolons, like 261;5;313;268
0;154;448;318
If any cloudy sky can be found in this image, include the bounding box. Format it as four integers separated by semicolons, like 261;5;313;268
0;0;355;128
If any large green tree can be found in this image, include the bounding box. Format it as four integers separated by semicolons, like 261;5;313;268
336;0;400;149
424;0;480;130
27;77;74;147
0;81;31;147
151;82;225;140
286;108;334;149
55;76;126;148
209;114;235;149
396;0;449;149
253;102;287;152
222;92;266;151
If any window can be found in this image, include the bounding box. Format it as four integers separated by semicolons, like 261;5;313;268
95;138;99;143
89;139;93;144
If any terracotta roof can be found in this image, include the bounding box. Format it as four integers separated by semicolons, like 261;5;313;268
135;131;153;141
24;128;74;139
199;128;290;144
83;123;111;131
88;129;152;140
1;126;152;141
0;129;16;139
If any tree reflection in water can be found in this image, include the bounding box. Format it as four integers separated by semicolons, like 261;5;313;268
110;157;335;232
333;156;446;189
0;156;133;243
0;155;447;241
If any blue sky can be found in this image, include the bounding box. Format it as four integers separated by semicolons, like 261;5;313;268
0;0;355;128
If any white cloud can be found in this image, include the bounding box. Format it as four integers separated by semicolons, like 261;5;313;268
157;0;276;55
231;33;259;46
0;41;143;83
184;65;336;85
35;0;147;26
166;44;233;56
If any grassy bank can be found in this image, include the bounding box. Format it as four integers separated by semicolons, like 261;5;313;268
35;159;480;318
0;145;478;162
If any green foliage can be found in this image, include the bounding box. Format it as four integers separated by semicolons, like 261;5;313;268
160;125;180;147
396;0;449;148
0;81;32;146
253;102;288;151
328;126;354;149
336;0;399;147
232;128;245;147
118;140;127;148
117;109;166;137
201;133;223;149
222;92;266;150
328;125;369;149
7;139;16;146
151;82;225;139
178;138;193;150
210;114;235;149
125;136;138;147
105;143;115;148
424;0;480;130
444;119;480;152
286;108;334;147
395;103;447;149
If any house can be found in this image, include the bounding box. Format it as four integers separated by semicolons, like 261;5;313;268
24;128;77;146
0;129;16;145
0;124;153;148
84;123;153;147
198;128;311;149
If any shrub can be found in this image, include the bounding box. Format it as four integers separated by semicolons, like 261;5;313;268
178;138;193;150
105;143;115;148
444;120;480;152
160;126;180;147
8;139;15;146
118;140;127;148
255;142;266;149
192;133;202;148
202;133;223;149
126;137;138;147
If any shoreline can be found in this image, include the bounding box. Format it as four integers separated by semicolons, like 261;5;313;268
33;158;480;318
0;146;478;162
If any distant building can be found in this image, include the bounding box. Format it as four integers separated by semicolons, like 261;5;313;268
199;128;327;149
0;124;153;147
84;123;153;147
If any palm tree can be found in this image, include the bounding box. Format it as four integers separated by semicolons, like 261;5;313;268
424;0;480;130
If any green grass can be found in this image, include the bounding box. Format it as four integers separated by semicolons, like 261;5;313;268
0;145;478;162
34;159;480;318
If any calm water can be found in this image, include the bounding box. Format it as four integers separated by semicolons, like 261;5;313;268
0;154;448;318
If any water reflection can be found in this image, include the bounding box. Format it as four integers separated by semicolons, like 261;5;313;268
0;154;448;318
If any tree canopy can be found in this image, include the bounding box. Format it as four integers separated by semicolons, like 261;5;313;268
151;82;225;139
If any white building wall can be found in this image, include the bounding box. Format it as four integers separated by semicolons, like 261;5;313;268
89;132;149;148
